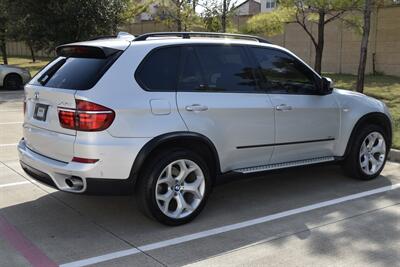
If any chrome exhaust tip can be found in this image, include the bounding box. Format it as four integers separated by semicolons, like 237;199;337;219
65;177;84;190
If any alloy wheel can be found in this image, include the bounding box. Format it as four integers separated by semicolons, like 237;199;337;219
155;159;205;219
359;131;386;175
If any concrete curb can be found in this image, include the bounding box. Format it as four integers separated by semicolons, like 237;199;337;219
389;149;400;163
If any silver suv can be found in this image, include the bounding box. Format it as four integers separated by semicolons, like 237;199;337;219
18;32;392;225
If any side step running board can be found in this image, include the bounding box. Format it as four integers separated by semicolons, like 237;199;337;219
235;156;335;174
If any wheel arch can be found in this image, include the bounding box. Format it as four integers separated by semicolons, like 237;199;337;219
131;132;221;182
4;72;23;82
343;112;392;159
3;72;23;88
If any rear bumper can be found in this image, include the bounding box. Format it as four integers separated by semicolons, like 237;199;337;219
17;137;149;194
20;161;136;195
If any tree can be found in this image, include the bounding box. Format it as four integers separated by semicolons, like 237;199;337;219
8;0;129;55
7;1;48;62
200;0;237;32
356;0;373;93
155;0;201;31
0;0;9;64
246;0;362;74
122;0;152;22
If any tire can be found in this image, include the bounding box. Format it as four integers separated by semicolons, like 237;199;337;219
135;149;212;226
343;124;389;180
3;74;23;90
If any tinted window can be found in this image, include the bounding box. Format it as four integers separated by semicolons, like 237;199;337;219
251;47;318;94
136;47;180;91
178;47;205;91
187;45;259;93
34;53;120;90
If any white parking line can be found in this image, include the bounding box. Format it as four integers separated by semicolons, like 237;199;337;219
0;143;18;147
0;181;30;188
0;110;22;112
0;122;23;125
60;183;400;267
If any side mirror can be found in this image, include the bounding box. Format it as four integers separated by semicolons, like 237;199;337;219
320;77;334;94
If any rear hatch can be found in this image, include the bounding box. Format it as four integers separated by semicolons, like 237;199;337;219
23;41;127;162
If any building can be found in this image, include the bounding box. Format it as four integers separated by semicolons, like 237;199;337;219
234;0;261;16
136;1;159;22
260;0;277;12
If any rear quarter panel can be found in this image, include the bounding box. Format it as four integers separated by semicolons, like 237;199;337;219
74;42;188;138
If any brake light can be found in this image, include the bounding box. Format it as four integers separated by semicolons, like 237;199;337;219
58;100;115;131
59;110;75;129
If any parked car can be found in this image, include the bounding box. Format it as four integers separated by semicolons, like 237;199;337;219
0;64;31;90
18;32;392;225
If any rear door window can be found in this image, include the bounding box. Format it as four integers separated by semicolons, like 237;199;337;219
191;45;259;93
33;52;121;90
178;47;205;91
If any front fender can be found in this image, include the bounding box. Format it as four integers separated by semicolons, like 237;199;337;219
333;89;392;157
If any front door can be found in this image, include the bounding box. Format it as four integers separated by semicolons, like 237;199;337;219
249;46;340;163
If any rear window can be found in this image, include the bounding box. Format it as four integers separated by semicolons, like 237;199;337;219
33;52;121;90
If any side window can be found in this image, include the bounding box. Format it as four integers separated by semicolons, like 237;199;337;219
178;47;204;91
251;47;319;94
136;47;180;91
183;45;259;93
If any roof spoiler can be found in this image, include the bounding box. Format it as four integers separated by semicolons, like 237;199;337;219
56;45;121;58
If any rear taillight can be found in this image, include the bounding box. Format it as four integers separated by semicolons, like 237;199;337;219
58;100;115;131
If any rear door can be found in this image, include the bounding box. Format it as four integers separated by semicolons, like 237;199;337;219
24;46;122;162
176;45;275;172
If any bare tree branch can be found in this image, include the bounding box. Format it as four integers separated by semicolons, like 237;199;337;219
295;10;317;47
324;10;346;24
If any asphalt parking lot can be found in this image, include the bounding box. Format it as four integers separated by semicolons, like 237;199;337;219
1;90;400;267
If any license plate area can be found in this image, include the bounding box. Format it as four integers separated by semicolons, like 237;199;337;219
33;104;49;121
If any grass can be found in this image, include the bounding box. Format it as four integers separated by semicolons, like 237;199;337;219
5;57;52;76
326;73;400;149
5;57;400;149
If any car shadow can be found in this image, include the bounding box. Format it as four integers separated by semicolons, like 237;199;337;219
1;163;400;266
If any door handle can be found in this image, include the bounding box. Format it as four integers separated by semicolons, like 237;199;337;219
276;104;293;111
185;104;208;112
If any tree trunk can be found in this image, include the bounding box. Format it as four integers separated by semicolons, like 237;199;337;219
0;39;7;65
28;42;36;63
314;11;325;74
221;0;227;32
0;27;7;65
356;0;373;93
176;5;182;31
177;19;182;31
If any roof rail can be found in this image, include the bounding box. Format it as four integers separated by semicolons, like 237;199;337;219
133;32;270;44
